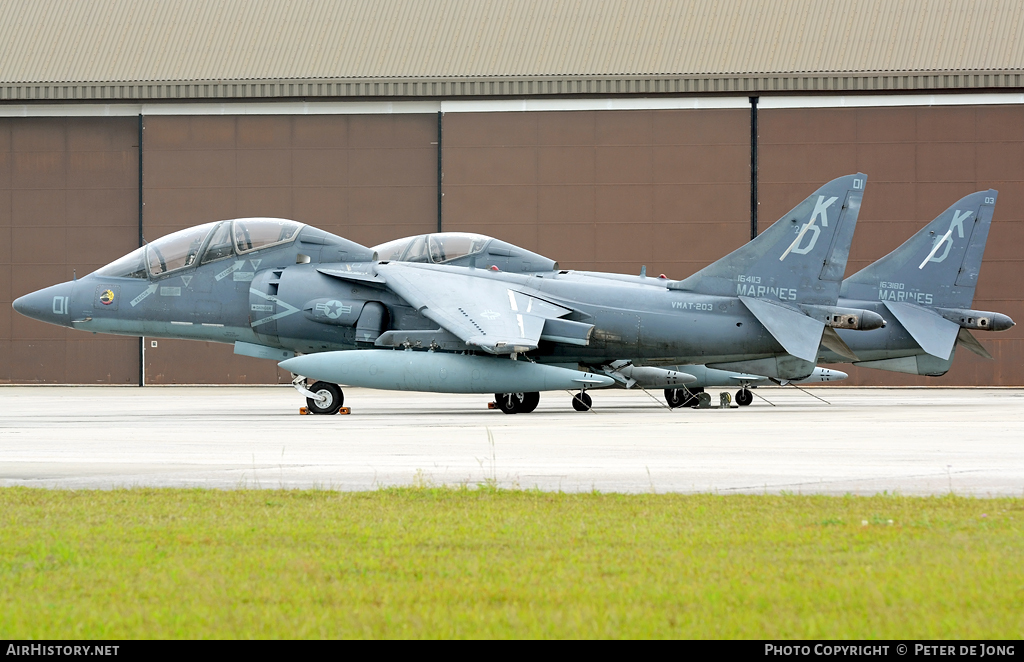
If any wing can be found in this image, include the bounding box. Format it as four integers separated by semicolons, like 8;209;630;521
377;263;574;355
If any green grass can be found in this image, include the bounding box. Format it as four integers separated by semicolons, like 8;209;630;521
1;488;1021;639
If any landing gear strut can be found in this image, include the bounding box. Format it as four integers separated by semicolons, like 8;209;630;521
495;392;540;415
665;387;703;408
735;388;753;406
571;391;593;412
305;381;344;415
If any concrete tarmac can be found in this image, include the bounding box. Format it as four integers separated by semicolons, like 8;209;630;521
1;386;1022;495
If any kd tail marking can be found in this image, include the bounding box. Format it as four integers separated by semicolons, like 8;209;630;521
780;195;838;261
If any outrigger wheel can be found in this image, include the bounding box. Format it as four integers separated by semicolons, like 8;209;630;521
495;392;541;415
735;389;754;406
664;387;703;408
571;391;593;412
306;381;344;415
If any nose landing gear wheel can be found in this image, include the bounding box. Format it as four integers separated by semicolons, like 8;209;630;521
306;381;344;415
665;387;702;408
571;391;593;412
735;389;753;406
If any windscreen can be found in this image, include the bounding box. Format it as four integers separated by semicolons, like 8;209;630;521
200;221;234;264
233;218;303;254
147;223;217;276
373;235;428;262
94;246;148;279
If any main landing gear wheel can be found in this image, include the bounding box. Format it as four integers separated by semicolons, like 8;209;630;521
571;391;593;412
665;387;703;408
735;389;753;406
306;381;344;415
519;392;540;413
495;392;541;415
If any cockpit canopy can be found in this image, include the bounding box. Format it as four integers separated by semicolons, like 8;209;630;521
372;232;559;273
95;218;304;279
373;233;490;265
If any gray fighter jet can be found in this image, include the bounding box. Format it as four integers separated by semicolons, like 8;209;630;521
459;189;1012;408
370;238;852;408
13;174;875;413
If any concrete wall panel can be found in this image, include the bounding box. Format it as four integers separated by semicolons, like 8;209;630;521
4;105;1022;387
442;109;750;279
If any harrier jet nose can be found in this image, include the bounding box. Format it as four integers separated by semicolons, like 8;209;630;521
12;282;76;328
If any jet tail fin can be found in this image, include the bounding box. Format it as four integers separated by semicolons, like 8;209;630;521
671;173;867;307
843;190;997;309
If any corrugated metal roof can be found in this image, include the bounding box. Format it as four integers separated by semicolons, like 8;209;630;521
2;0;1023;85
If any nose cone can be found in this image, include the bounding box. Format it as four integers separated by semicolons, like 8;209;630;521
990;313;1015;332
12;282;76;328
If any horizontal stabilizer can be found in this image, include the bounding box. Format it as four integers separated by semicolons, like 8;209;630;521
957;327;993;360
883;300;959;360
739;296;824;362
820;326;858;361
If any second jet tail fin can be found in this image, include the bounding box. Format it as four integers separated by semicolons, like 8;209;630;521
842;190;997;309
842;190;998;360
